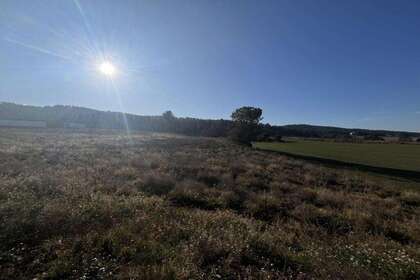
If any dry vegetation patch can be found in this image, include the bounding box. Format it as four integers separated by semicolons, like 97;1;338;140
0;129;419;279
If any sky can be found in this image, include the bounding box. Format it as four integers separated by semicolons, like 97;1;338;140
0;0;419;131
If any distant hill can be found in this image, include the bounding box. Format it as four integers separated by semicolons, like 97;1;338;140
1;102;419;138
0;102;231;137
279;124;420;138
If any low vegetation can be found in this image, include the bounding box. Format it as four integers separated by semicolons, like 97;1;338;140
0;128;419;279
255;140;420;172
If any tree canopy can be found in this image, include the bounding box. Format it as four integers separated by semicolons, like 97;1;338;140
229;107;263;144
230;107;263;125
162;110;175;121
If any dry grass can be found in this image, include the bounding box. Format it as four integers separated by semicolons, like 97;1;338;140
0;128;419;279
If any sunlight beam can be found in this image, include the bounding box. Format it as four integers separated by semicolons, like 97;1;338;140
4;37;73;61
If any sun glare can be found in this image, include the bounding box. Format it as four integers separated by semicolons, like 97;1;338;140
98;61;116;77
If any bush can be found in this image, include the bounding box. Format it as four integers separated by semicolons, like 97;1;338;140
245;193;288;221
293;204;353;235
399;191;420;207
196;169;220;187
241;235;311;273
169;181;224;210
196;239;229;267
137;174;175;196
314;189;347;209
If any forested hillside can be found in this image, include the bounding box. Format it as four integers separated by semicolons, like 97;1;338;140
1;102;418;139
0;102;232;137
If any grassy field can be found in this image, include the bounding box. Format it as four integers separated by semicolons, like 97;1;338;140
1;128;420;279
254;140;420;172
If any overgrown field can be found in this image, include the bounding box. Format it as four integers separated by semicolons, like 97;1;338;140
254;140;420;172
0;129;419;279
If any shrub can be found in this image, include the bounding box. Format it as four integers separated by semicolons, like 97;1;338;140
169;181;224;210
293;204;353;235
137;174;175;196
314;189;347;209
222;189;248;211
384;228;412;245
196;239;229;267
197;169;220;187
241;235;311;274
245;193;288;221
310;214;353;235
235;173;269;191
114;167;138;180
400;191;420;207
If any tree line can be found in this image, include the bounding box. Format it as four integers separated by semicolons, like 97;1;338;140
1;102;418;143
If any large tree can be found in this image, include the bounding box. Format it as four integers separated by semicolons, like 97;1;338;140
229;107;263;144
162;110;175;121
230;106;263;125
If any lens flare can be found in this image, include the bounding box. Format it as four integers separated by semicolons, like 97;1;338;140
98;61;116;77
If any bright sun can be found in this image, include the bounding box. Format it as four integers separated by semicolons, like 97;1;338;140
98;61;116;77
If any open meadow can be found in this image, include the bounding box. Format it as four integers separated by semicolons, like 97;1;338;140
1;128;420;279
254;140;420;173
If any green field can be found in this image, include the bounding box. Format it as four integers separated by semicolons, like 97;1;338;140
254;140;420;172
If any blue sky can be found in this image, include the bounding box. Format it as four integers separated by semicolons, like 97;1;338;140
1;0;419;131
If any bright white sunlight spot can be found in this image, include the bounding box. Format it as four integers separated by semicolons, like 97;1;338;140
98;61;116;77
